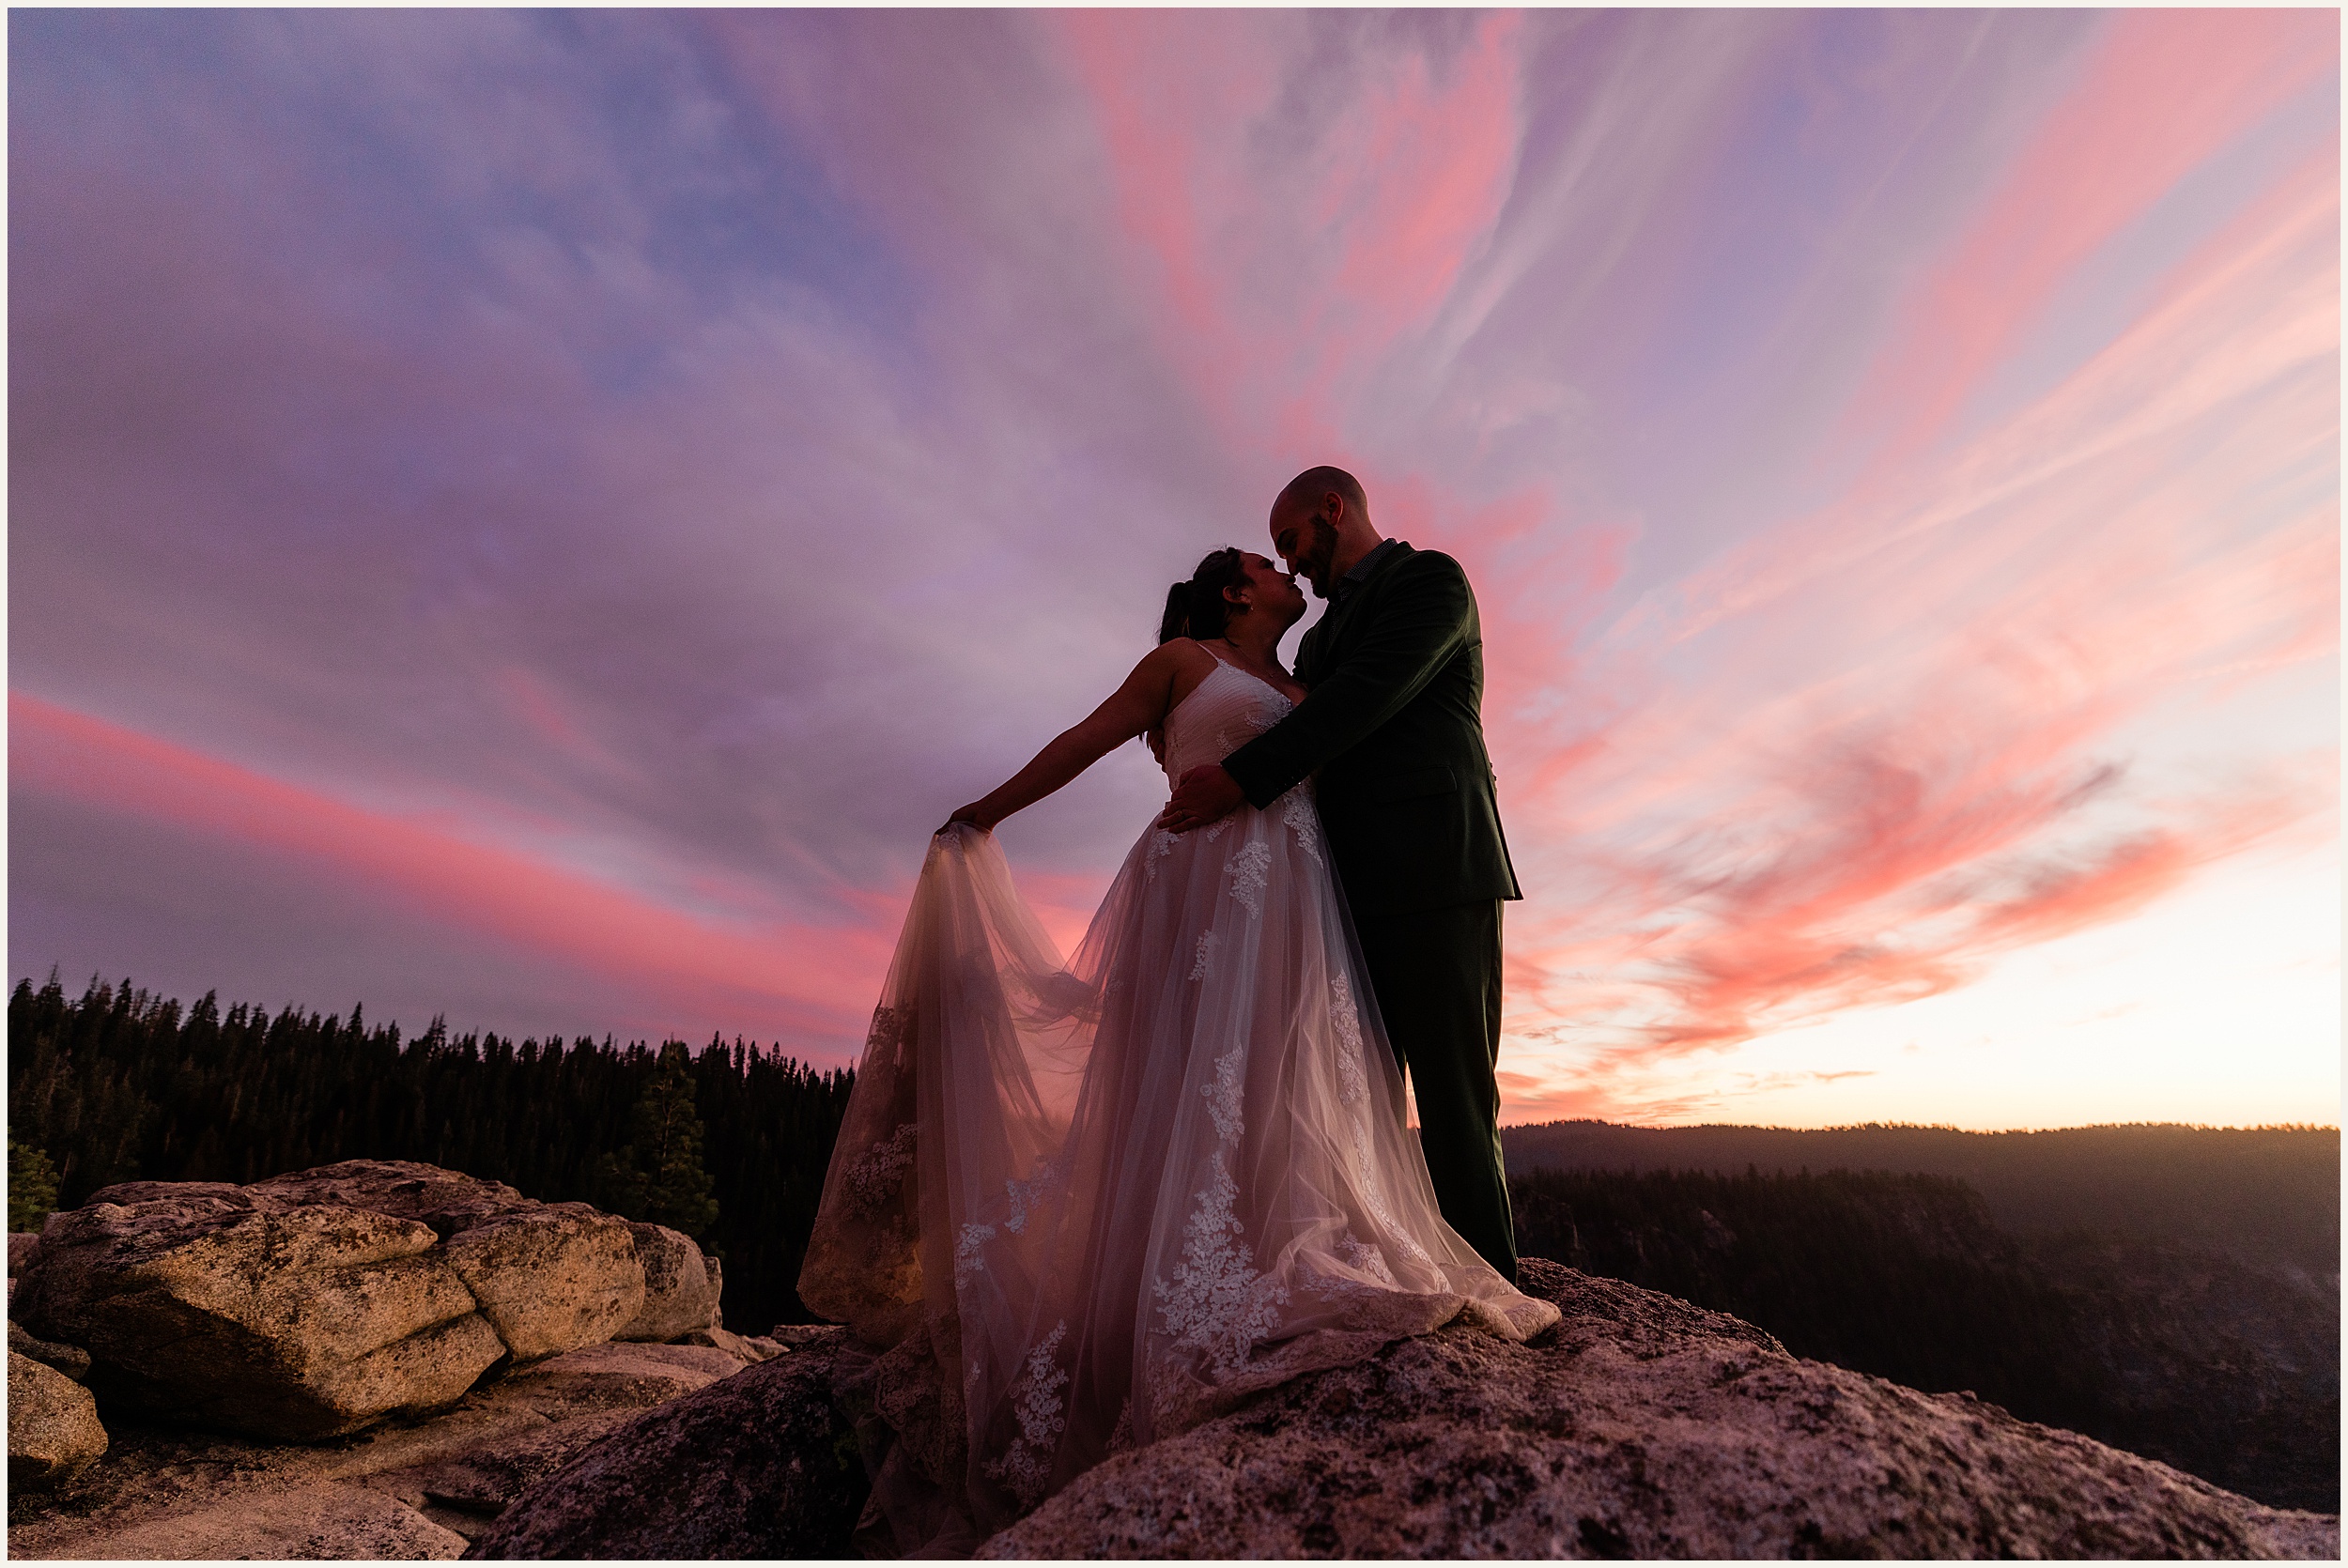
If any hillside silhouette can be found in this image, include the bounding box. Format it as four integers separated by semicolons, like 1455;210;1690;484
1503;1118;2338;1272
1510;1164;2337;1512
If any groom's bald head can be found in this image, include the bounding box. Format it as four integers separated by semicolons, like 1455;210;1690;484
1270;466;1378;597
1274;466;1369;527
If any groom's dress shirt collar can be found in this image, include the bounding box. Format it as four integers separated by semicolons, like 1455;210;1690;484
1332;536;1399;605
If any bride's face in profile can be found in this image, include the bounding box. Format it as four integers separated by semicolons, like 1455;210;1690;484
1230;552;1307;631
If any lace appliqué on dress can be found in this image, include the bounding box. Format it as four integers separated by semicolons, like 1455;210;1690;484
1351;1117;1435;1268
1153;1023;1289;1426
1145;828;1179;884
955;1222;997;1290
863;1005;908;1065
1228;840;1271;917
984;1319;1070;1509
1280;792;1324;865
1200;1039;1245;1143
1189;929;1218;981
1003;1154;1066;1235
1336;1231;1398;1286
844;1122;919;1216
1152;1151;1290;1378
1332;973;1368;1106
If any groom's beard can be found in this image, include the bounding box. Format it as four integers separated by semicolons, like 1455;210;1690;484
1297;516;1339;596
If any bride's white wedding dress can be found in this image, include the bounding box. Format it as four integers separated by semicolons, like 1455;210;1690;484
799;647;1559;1555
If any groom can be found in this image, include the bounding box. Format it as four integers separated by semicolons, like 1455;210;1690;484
1161;466;1522;1282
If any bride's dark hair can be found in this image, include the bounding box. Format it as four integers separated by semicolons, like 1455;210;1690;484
1157;547;1248;644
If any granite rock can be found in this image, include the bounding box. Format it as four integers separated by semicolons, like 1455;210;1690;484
443;1207;642;1361
611;1223;719;1344
10;1317;92;1381
16;1195;504;1439
7;1338;757;1558
9;1162;663;1441
461;1344;864;1560
976;1259;2340;1560
8;1349;108;1488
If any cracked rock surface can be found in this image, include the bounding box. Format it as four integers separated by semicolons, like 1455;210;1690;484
462;1334;862;1560
10;1161;710;1441
8;1349;109;1489
6;1339;755;1559
975;1260;2340;1559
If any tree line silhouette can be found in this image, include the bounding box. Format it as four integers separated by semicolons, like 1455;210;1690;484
1503;1118;2339;1270
6;972;854;1334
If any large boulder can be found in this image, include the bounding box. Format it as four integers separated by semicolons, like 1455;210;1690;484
16;1195;504;1439
9;1348;108;1487
462;1337;864;1560
979;1260;2339;1559
612;1222;719;1344
444;1207;643;1360
10;1162;653;1441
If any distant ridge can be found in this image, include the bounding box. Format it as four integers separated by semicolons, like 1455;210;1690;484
1499;1120;2339;1270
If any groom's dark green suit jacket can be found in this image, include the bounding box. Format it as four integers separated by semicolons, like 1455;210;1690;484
1220;543;1521;916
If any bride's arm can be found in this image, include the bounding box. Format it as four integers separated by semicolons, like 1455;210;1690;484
943;644;1188;831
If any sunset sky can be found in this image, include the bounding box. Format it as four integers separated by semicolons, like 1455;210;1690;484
10;9;2338;1130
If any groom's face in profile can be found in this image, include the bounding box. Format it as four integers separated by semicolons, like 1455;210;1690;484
1270;500;1341;598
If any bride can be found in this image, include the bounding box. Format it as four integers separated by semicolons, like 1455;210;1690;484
798;546;1560;1555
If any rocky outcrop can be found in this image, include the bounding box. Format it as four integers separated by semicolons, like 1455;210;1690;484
10;1317;92;1381
8;1338;766;1559
15;1189;507;1439
612;1222;720;1344
8;1349;109;1487
982;1260;2338;1559
467;1264;2337;1560
442;1207;643;1360
8;1162;710;1442
462;1330;861;1560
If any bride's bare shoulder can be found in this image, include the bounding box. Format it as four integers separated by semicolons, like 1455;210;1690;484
1149;637;1221;706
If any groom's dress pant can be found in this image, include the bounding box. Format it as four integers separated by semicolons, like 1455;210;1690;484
1351;899;1517;1284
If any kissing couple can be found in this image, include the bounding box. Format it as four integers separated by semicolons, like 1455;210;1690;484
801;466;1559;1554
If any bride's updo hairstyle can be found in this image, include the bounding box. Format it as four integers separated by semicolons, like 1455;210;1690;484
1156;546;1248;644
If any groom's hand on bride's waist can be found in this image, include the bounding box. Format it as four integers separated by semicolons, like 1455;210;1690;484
1159;765;1244;833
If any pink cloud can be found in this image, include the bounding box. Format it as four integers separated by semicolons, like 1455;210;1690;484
1837;8;2336;479
1495;104;2338;1081
9;692;896;1046
1053;11;1528;459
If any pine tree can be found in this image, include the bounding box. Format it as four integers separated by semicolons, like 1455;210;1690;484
9;1128;60;1234
597;1042;720;1238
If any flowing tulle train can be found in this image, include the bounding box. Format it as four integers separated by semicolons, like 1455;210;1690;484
799;658;1558;1555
